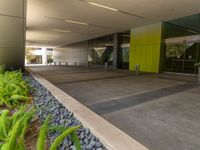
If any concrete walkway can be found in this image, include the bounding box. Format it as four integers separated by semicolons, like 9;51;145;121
28;66;200;150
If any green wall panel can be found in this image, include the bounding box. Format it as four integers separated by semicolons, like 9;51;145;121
129;22;162;73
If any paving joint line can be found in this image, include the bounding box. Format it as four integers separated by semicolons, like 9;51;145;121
54;74;133;85
89;83;199;115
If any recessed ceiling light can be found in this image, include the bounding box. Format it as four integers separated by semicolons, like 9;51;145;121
79;0;144;19
65;19;89;26
87;2;118;12
46;16;112;29
52;29;71;33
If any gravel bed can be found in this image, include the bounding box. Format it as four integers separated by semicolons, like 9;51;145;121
29;77;106;150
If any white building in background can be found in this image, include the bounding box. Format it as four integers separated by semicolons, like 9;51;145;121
25;47;54;65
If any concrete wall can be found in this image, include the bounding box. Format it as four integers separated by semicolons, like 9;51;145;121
0;0;26;69
54;41;88;66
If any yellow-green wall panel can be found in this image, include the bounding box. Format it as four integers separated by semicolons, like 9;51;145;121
129;22;162;73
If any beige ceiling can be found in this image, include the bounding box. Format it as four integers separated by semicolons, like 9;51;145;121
26;0;200;47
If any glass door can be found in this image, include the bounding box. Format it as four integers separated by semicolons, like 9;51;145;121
165;44;175;72
164;42;199;74
173;43;187;73
122;47;129;69
183;42;198;74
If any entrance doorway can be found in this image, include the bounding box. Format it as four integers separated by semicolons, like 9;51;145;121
164;42;200;74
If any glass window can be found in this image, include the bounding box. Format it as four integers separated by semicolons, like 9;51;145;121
164;42;199;74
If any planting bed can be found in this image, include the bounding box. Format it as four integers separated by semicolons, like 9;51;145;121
29;76;106;150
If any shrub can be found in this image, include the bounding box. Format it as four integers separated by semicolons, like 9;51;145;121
0;106;81;150
37;117;81;150
0;65;30;108
0;105;34;150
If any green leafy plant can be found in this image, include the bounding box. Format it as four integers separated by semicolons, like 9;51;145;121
0;65;5;74
37;117;81;150
0;65;30;108
37;116;51;150
0;65;81;149
49;125;81;150
0;106;81;150
194;62;200;67
0;105;35;150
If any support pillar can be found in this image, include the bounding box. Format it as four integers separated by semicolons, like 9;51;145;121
0;0;27;70
113;33;122;69
129;22;162;73
42;48;47;65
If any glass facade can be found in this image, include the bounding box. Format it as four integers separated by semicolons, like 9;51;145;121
122;47;129;66
120;32;130;69
163;14;200;74
87;31;130;68
164;42;200;74
88;34;114;66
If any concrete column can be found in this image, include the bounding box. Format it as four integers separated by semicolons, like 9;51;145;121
0;0;27;70
42;48;47;65
113;33;122;69
129;22;162;73
198;67;200;83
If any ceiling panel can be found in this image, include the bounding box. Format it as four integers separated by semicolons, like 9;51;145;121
27;0;200;47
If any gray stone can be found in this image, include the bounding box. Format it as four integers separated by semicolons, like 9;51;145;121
30;76;106;150
90;140;96;147
70;145;77;150
85;129;90;135
80;132;85;139
81;145;86;149
84;138;89;144
95;142;103;148
86;144;93;150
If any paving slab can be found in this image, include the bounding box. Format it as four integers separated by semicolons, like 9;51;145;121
103;106;200;150
28;68;149;150
28;66;200;150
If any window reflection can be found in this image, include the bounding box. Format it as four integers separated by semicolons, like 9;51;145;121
165;42;199;74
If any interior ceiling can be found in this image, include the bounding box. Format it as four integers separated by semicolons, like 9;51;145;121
26;0;200;47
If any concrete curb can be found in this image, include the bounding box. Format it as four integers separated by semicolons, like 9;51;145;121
27;69;149;150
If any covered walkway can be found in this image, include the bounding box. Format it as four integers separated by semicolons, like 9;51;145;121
28;66;200;150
